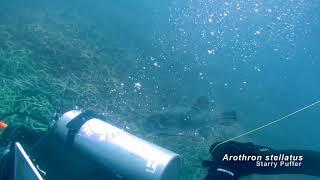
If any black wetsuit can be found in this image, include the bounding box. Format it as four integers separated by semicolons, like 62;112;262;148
203;141;320;180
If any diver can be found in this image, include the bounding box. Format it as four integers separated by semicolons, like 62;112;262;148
202;141;320;180
0;110;180;180
2;126;320;180
1;110;320;180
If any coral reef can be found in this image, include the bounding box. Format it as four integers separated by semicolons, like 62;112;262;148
0;3;249;180
0;6;142;131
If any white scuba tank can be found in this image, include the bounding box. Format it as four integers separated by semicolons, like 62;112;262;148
54;110;180;180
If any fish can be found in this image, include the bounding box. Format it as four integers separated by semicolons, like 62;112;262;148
143;96;237;139
190;96;209;112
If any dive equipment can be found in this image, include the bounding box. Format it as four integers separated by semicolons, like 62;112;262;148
14;142;43;180
55;110;180;180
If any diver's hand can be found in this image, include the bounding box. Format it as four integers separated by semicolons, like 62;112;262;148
202;141;267;180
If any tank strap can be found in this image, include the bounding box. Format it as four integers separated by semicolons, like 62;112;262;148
65;111;105;145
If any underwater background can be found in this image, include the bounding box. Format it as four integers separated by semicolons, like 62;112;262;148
0;0;319;179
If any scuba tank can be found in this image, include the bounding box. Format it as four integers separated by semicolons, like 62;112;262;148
54;110;180;180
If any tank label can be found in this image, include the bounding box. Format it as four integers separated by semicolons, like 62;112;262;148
145;159;158;173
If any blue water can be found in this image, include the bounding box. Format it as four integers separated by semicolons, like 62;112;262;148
87;0;320;149
1;0;320;179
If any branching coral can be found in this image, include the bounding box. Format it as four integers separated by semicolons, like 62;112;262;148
0;7;142;130
0;5;249;180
